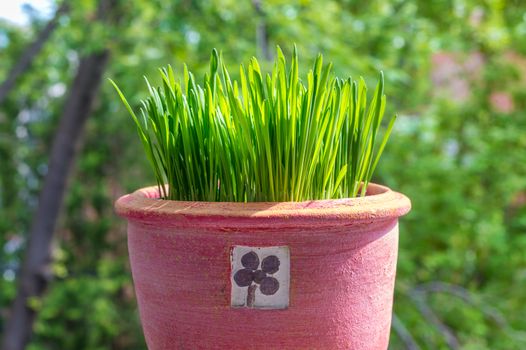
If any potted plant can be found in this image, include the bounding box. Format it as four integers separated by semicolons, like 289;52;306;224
112;47;410;350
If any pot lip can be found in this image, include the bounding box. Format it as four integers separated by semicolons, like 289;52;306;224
115;183;411;224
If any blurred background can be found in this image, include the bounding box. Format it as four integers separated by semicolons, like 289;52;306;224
1;0;525;349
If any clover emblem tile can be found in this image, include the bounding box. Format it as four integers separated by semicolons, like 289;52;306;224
230;246;290;309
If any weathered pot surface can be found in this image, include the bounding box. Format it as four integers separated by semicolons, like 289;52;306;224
115;183;411;350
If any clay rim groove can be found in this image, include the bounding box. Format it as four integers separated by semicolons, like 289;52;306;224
115;183;411;225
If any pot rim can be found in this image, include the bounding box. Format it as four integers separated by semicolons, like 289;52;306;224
115;183;411;225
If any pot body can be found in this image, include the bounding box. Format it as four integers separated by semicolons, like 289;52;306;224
116;184;410;350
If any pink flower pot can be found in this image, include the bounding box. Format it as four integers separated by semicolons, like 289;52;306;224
115;183;410;349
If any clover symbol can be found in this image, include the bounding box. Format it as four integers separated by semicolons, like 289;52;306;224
233;251;280;307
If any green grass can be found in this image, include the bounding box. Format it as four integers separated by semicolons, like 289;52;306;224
110;46;396;202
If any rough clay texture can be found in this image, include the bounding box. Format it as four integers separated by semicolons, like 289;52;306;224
116;183;411;350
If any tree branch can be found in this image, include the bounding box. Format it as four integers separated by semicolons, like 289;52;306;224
391;313;421;350
408;282;526;348
415;282;507;326
0;1;69;105
251;0;271;61
409;287;460;350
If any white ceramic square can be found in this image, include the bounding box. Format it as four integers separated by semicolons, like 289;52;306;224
230;246;290;309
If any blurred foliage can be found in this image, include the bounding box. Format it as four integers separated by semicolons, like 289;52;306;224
1;0;525;349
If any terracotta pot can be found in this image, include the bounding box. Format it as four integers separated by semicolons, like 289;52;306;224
115;183;410;350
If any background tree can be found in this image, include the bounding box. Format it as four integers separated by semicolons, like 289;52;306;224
1;0;119;349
